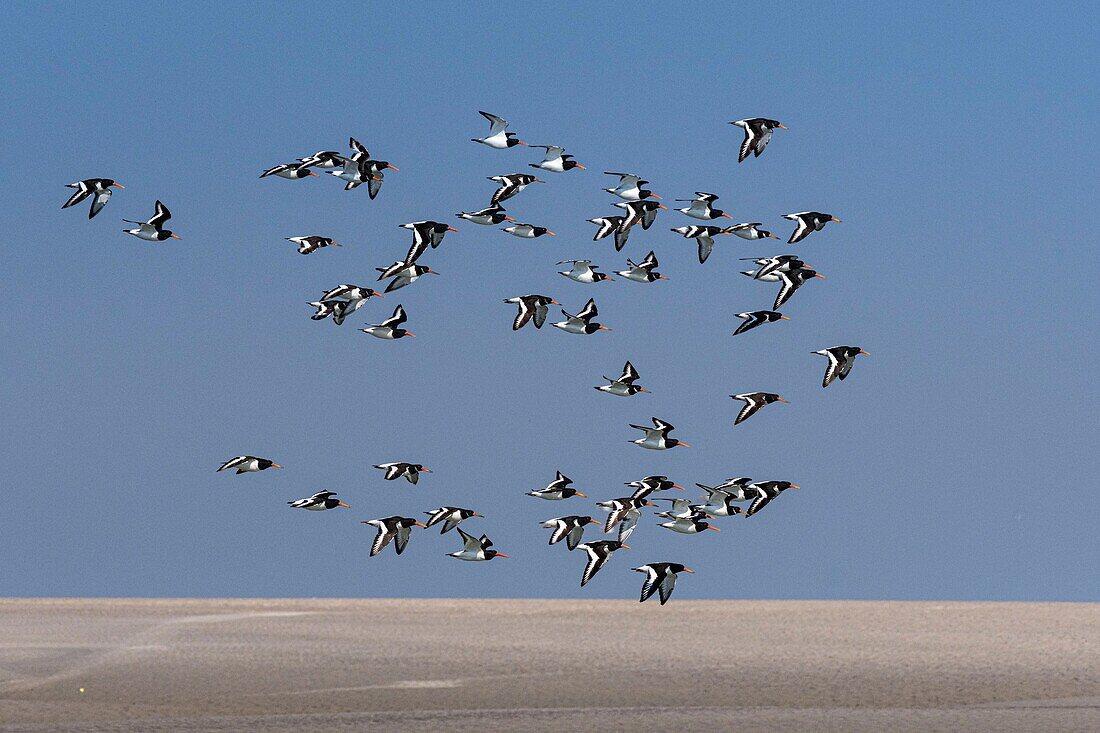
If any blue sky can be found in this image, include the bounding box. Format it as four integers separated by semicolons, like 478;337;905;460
1;2;1096;600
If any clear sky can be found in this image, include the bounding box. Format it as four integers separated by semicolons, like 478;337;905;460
2;2;1096;601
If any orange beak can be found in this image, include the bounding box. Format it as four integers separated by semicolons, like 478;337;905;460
331;242;343;247
777;397;790;404
576;164;587;169
649;194;662;199
658;204;669;210
638;387;651;393
307;171;319;177
549;299;560;305
767;233;780;238
588;518;600;525
658;275;669;281
777;124;788;129
780;315;791;320
404;331;416;338
815;273;826;279
421;467;432;473
414;521;427;528
676;442;691;448
575;492;587;498
683;568;695;573
721;212;732;218
597;325;611;331
447;226;460;233
672;484;685;491
387;165;399;171
495;553;510;558
545;230;556;236
505;216;516;222
337;502;350;508
374;292;385;298
621;544;631;550
830;217;842;222
271;464;283;469
706;525;721;532
517;141;528;146
532;178;543;183
170;233;182;240
111;182;125;188
859;350;870;356
790;484;801;490
473;513;483;518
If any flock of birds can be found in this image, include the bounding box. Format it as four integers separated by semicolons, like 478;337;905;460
64;111;869;604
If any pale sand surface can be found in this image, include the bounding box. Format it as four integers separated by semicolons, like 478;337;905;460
0;598;1097;732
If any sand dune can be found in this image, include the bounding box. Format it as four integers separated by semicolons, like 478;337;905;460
1;599;1097;732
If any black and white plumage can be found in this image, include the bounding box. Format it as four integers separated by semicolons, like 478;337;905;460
658;510;721;535
424;507;481;535
123;201;180;241
260;163;318;179
216;455;282;474
634;562;694;605
361;304;415;340
731;392;789;425
652;497;697;520
674;192;732;221
374;462;430;484
363;516;427;557
726;222;780;241
327;137;392;194
541;515;599;551
597;497;652;542
308;286;380;326
692;486;747;517
376;262;438;292
489;174;541;206
730;118;786;163
629;417;689;450
615;200;667;230
740;255;808;280
626;475;685;500
471;111;526;149
617;251;667;283
401;221;459;263
670;225;731;264
603;172;660;201
503;222;555;238
587;215;631;252
813;346;869;387
783;211;841;244
596;361;649;397
456;205;515;226
288;491;350;511
504;294;559;331
553;298;610;335
63;179;123;219
773;268;825;309
696;477;756;503
558;260;612;283
577;540;629;587
448;527;508;561
733;310;789;336
526;471;586;500
744;480;800;517
528;145;585;172
287;235;341;255
296;150;344;169
319;284;382;303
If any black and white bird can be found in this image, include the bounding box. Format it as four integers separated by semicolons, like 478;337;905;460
783;211;842;244
740;255;808;280
260;163;318;179
696;477;756;503
376;262;438;292
670;225;731;264
658;510;721;535
216;455;282;474
692;486;747;517
773;268;825;309
577;540;629;586
674;192;732;221
553;298;610;335
587;215;631;252
363;516;427;557
504;294;559;331
489;174;541;206
615;200;667;230
526;471;586;500
424;507;481;534
287;235;341;255
626;475;685;500
634;562;694;605
617;251;667;283
295;150;344;169
123;201;181;241
813;346;869;387
374;462;430;484
629;417;689;450
733;310;789;336
308;288;380;326
596;361;649;397
730;118;786;163
471;111;526;149
744;480;800;517
503;222;555;238
456;205;516;226
541;515;599;550
652;497;697;520
449;528;508;561
319;284;382;303
62;178;123;219
401;221;459;263
726;222;780;241
597;497;652;542
603;172;660;201
558;259;613;283
361;304;415;340
730;392;789;425
328;137;392;195
528;145;585;172
288;491;350;511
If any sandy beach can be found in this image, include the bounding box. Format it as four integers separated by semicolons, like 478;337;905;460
0;598;1097;731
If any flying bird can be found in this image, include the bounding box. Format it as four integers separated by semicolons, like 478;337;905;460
541;515;599;550
726;222;780;241
587;215;631;252
448;528;508;561
696;477;757;503
730;392;789;425
528;145;585;172
424;507;481;534
504;294;559;331
295;150;344;169
744;480;800;517
603;172;660;201
287;235;341;255
597;497;652;542
617;251;667;283
123;201;180;241
783;211;841;244
503;222;554;238
615;200;667;230
363;516;427;557
733;310;789;336
361;304;415;340
670;225;731;264
577;540;629;587
558;260;613;283
634;562;694;605
629;417;689;450
489;174;541;206
401;221;459;263
471;111;526;149
457;205;515;226
626;475;685;499
288;491;350;511
730;118;786;162
526;471;586;500
658;510;721;535
674;192;732;221
740;255;808;280
692;486;747;517
553;298;610;335
62;178;123;218
813;346;869;387
216;456;282;474
596;361;649;396
328;137;392;194
374;462;430;484
376;262;438;292
774;268;825;309
260;163;318;179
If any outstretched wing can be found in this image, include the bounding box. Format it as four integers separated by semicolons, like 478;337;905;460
89;188;113;218
733;394;763;425
697;234;715;264
637;565;661;603
657;571;678;604
479;111;508;136
62;183;90;209
381;305;407;329
370;523;394;556
577;298;598;322
581;546;610;586
149;200;172;228
394;524;412;555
